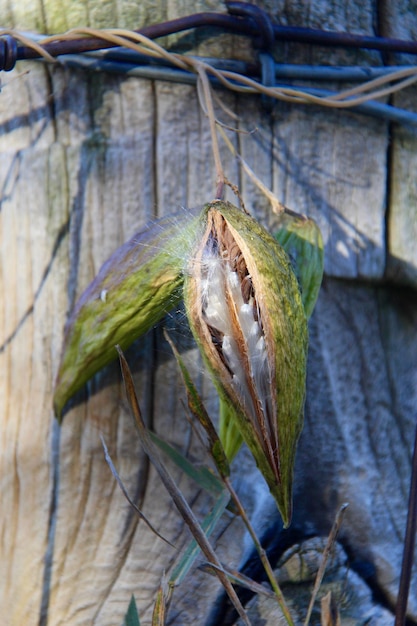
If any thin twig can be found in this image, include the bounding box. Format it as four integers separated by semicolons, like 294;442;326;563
7;26;417;112
217;125;285;215
304;503;349;626
224;477;295;626
200;562;276;599
196;63;225;200
100;434;176;549
224;177;248;214
116;345;251;626
395;423;417;626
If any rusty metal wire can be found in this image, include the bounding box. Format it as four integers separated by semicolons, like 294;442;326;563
3;1;417;68
2;2;417;125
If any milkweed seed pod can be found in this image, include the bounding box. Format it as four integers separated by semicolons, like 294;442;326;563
274;211;324;319
54;209;203;420
184;201;308;527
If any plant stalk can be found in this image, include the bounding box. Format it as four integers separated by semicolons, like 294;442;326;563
117;346;251;626
224;477;295;626
196;64;225;200
395;422;417;626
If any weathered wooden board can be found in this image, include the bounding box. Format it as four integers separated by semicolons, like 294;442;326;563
1;0;416;624
299;280;417;612
369;0;417;288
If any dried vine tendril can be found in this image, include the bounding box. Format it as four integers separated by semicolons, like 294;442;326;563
3;26;417;111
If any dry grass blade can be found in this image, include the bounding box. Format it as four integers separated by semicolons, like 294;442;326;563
217;125;286;217
0;29;56;62
195;63;225;199
100;434;175;549
163;331;293;623
116;345;251;626
320;592;341;626
304;503;349;626
200;563;276;599
223;478;295;626
163;329;230;479
152;578;168;626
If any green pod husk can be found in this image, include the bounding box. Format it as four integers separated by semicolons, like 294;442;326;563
219;397;243;462
274;212;324;319
184;201;308;527
54;210;203;420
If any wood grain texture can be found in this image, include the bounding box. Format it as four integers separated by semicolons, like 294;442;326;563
0;0;416;624
298;281;417;614
378;0;417;288
388;111;417;288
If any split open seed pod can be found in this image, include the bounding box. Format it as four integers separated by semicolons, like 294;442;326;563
184;201;308;527
274;211;324;319
54;209;203;420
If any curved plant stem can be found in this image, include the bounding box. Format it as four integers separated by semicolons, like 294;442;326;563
217;125;285;215
12;27;417;112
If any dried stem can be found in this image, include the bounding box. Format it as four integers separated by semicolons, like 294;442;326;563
100;435;175;548
304;503;349;626
395;422;417;626
217;125;285;215
13;27;417;109
196;64;225;199
116;346;251;626
224;477;295;626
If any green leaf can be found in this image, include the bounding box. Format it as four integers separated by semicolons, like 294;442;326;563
163;329;230;480
219;397;243;461
149;431;224;498
169;490;230;586
117;347;249;625
274;211;324;319
123;595;140;626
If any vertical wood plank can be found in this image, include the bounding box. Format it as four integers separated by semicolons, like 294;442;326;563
1;0;417;623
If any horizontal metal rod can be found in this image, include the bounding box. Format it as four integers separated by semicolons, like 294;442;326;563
274;63;415;81
285;84;417;125
276;25;417;55
56;54;417;126
11;12;417;63
91;47;260;75
80;47;417;82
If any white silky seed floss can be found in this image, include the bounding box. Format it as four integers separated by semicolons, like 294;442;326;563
200;240;272;428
